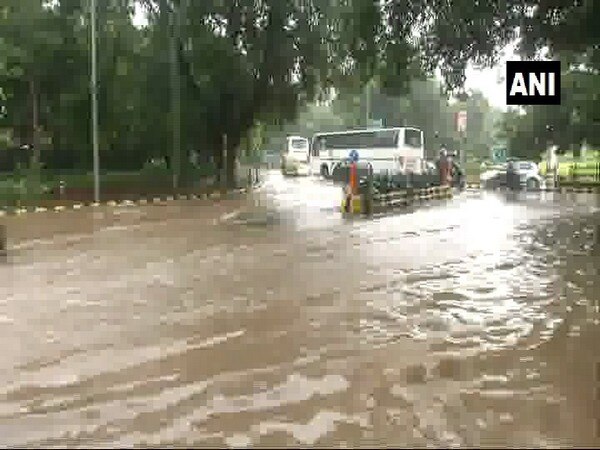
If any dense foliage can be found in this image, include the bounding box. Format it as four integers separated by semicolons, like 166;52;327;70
266;78;499;162
497;68;600;159
0;0;596;184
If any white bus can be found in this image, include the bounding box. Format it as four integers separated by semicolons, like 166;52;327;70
281;135;311;176
309;127;424;178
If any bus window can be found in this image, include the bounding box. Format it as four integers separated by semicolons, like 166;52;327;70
311;139;318;157
327;134;347;149
373;129;398;148
404;129;422;148
319;137;327;152
351;133;368;149
312;137;327;156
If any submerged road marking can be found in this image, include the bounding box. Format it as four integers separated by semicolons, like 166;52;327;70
218;209;242;224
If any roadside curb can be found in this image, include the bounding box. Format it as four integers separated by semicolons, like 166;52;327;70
465;183;600;193
0;186;256;218
539;186;600;193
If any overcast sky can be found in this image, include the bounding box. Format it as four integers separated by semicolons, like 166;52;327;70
463;41;519;111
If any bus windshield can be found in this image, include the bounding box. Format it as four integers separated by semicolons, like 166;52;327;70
290;139;308;150
289;139;308;153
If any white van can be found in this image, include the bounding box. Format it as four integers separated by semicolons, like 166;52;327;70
281;136;310;176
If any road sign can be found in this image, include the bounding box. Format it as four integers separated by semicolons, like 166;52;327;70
348;149;359;162
456;110;467;133
491;146;508;164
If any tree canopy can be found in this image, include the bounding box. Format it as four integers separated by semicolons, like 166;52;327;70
0;0;596;184
498;67;600;160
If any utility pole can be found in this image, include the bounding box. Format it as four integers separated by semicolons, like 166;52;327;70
460;129;466;169
169;3;182;190
222;133;227;192
456;91;468;169
90;0;100;203
365;80;371;127
30;79;39;165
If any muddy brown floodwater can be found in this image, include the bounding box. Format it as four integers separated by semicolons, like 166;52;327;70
1;171;600;448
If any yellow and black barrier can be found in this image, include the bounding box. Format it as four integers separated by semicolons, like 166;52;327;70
341;188;363;214
341;182;453;217
472;183;600;193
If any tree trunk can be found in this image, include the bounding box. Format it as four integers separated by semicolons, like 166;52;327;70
170;7;181;190
213;139;223;187
30;78;40;164
226;140;237;189
27;77;41;204
246;127;253;160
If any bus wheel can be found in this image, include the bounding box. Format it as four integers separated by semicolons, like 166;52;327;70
320;165;329;178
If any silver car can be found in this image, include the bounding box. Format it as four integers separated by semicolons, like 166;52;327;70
513;161;545;190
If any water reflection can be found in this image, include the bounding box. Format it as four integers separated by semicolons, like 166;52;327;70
0;173;599;447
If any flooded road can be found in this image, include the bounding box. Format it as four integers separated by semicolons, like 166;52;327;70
1;171;599;447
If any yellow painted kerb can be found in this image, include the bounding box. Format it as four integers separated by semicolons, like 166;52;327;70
341;195;362;214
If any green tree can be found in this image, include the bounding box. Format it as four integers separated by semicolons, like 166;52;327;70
331;77;497;160
2;0;597;190
262;102;346;152
497;67;600;160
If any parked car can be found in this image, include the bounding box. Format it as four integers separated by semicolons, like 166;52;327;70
480;164;508;189
512;160;544;190
481;160;544;190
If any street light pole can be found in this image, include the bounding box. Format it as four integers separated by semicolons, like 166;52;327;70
170;5;182;190
90;0;100;203
456;91;468;169
365;80;371;127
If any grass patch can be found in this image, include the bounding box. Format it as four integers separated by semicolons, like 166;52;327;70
53;172;157;189
0;177;53;208
0;163;221;207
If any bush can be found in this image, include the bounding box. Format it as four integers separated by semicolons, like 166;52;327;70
141;158;169;174
239;153;264;166
140;158;171;185
140;159;215;180
189;162;216;178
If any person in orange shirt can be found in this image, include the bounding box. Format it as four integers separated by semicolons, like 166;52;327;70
438;146;452;186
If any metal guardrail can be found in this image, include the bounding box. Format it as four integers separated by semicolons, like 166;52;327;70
339;162;457;217
567;161;600;186
540;161;600;187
